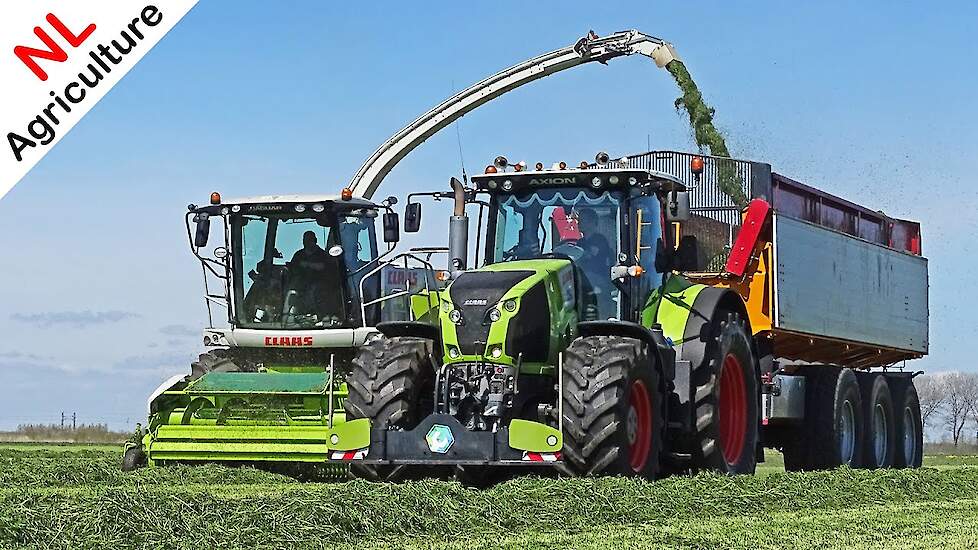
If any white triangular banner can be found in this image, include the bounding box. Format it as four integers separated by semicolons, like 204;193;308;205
0;2;198;200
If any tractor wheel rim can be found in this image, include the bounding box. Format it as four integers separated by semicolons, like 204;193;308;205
873;403;888;467
628;380;652;472
718;353;747;466
902;407;916;463
840;400;856;465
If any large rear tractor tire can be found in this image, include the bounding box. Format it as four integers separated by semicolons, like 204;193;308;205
783;367;864;471
690;312;759;475
560;336;665;478
189;349;256;380
344;336;434;481
892;378;923;468
858;373;896;469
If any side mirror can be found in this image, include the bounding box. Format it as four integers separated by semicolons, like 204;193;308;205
404;202;421;233
665;191;691;222
383;212;400;243
675;235;699;272
194;215;211;248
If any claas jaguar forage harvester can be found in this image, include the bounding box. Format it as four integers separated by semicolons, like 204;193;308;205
346;151;928;480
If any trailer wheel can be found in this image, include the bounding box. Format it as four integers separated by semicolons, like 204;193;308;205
560;336;665;478
345;336;434;481
857;374;896;469
892;379;923;468
783;367;864;470
691;312;759;474
189;349;256;380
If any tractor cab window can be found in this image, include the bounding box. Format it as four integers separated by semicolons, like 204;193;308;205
231;214;347;329
491;188;622;320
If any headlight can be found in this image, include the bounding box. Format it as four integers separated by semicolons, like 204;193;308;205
503;299;517;312
488;308;502;322
591;176;602;188
448;346;460;359
502;180;513;191
448;309;463;324
489;346;503;359
441;301;452;312
294;204;306;213
312;203;325;213
231;205;241;212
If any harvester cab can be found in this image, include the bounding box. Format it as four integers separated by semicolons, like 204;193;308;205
126;192;420;469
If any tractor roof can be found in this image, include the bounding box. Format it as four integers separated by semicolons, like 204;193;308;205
221;194;377;208
471;168;686;193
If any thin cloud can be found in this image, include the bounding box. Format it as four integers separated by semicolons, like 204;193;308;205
159;324;200;338
9;310;141;328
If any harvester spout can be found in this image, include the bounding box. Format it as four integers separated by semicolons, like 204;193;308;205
448;176;468;275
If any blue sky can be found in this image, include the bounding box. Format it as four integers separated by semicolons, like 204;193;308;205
0;1;975;429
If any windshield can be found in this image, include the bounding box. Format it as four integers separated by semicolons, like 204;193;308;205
231;213;350;329
491;188;623;319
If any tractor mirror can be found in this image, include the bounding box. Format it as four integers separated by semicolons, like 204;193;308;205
665;191;691;222
383;212;400;243
404;202;422;233
194;215;211;248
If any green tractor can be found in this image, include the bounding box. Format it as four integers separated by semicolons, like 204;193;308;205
347;155;761;479
123;191;431;470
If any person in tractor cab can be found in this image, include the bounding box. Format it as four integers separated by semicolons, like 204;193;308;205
574;208;616;319
287;230;343;322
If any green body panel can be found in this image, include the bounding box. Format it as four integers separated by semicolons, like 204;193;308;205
644;273;709;344
187;372;330;394
410;290;441;322
508;419;563;452
438;259;576;374
146;418;371;462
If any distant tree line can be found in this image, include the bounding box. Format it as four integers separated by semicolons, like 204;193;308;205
915;372;978;447
0;423;129;443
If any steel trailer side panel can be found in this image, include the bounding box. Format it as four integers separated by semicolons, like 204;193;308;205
773;214;928;354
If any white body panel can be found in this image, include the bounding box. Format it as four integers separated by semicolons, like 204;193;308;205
204;327;378;349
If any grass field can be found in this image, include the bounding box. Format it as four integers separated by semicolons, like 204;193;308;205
1;444;976;549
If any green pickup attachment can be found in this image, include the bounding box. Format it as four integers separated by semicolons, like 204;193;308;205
144;370;372;465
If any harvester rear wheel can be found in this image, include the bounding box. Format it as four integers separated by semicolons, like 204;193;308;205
690;312;759;475
858;373;896;469
559;336;664;478
783;367;864;470
892;378;923;468
189;349;256;380
345;336;434;481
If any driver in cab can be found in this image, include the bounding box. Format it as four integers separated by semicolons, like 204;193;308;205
574;209;616;319
288;231;342;320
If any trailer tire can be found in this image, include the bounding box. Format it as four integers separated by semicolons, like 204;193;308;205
858;374;896;469
189;349;256;380
345;336;434;481
783;367;864;470
559;336;665;478
690;312;759;475
891;378;923;469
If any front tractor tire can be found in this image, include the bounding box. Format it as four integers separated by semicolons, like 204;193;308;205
560;336;665;478
344;336;434;480
690;312;760;475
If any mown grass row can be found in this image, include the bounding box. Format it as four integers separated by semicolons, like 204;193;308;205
2;467;977;548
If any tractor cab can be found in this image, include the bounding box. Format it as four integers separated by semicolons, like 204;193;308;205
472;158;689;324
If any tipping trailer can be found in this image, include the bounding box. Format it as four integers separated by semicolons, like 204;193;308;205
347;151;927;480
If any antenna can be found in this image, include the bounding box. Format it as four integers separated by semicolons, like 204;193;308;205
452;80;469;184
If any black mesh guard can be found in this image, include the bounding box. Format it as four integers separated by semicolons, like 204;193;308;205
449;270;534;356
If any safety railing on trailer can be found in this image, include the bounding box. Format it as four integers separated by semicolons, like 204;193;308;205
357;249;446;326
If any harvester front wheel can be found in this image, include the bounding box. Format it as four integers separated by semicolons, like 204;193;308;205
345;336;434;481
189;349;256;380
560;336;665;478
690;312;759;475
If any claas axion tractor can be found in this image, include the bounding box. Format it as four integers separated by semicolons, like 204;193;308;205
348;150;928;479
